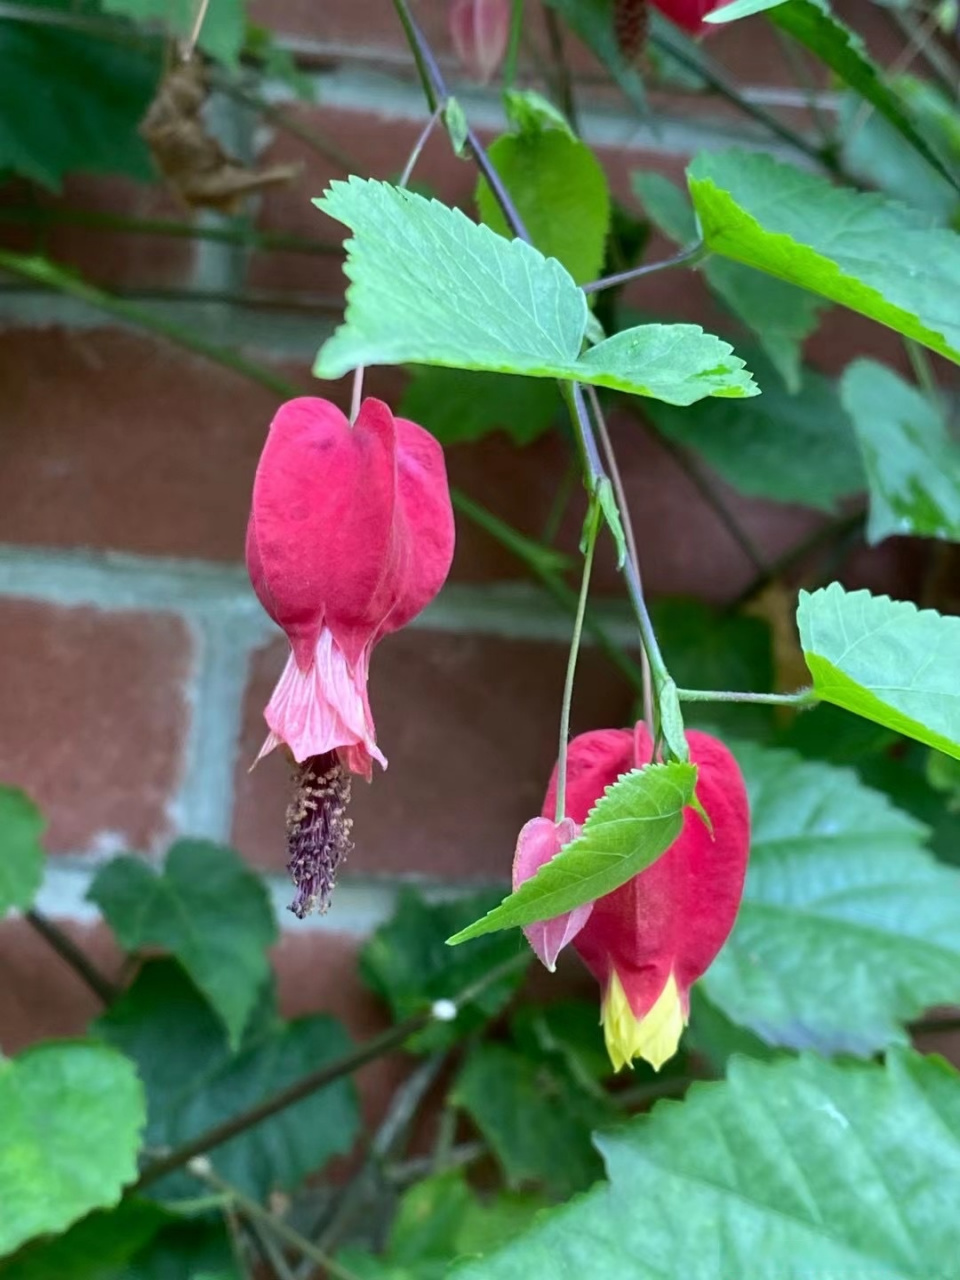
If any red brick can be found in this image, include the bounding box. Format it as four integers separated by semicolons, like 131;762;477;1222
0;176;195;290
0;600;193;855
0;327;296;559
232;629;633;880
0;919;123;1051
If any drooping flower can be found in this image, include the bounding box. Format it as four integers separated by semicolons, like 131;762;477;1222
449;0;512;83
517;723;749;1071
246;395;455;914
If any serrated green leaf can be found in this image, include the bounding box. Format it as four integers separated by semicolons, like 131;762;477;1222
840;358;960;544
633;170;827;391
703;742;960;1053
477;129;610;285
689;149;960;363
451;1044;611;1196
644;345;863;508
102;0;246;63
798;583;960;759
0;7;158;189
766;0;960;194
451;1050;960;1280
0;1042;145;1258
399;368;561;446
510;1000;612;1087
448;763;698;944
95;959;359;1202
313;179;756;403
542;0;647;114
88;840;277;1050
359;890;530;1052
0;787;44;915
0;1201;171;1280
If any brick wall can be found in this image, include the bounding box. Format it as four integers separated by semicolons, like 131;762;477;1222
0;0;923;1073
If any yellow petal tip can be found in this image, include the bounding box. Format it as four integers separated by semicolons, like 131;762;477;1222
601;970;686;1073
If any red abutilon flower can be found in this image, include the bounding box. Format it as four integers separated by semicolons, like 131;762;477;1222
517;723;749;1071
246;395;455;916
449;0;511;83
614;0;717;55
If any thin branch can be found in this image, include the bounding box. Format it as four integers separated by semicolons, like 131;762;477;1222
132;955;528;1193
24;908;120;1004
132;1012;435;1191
650;29;839;173
729;509;866;610
190;1161;363;1280
646;426;769;576
582;240;707;295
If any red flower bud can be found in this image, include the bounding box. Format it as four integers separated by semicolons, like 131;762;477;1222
521;723;749;1071
246;396;455;915
449;0;511;83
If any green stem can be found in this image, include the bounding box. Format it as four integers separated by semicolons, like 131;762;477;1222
582;240;707;295
398;105;443;188
391;0;439;111
0;251;304;400
503;0;525;89
676;686;818;707
555;497;601;822
905;338;943;415
24;909;119;1004
190;1161;363;1280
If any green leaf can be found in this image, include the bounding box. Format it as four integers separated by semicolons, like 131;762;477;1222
313;179;757;403
0;6;158;189
88;840;277;1050
633;171;826;391
510;1000;612;1088
0;787;44;915
123;1220;239;1280
839;89;959;223
766;0;960;195
840;358;960;544
451;1050;960;1279
502;89;574;138
0;1202;170;1280
103;0;246;64
688;149;960;364
477;129;611;285
359;890;530;1052
95;959;359;1201
703;742;960;1053
452;1044;610;1196
705;0;786;18
0;1042;145;1258
447;763;698;945
595;478;626;568
644;345;863;509
388;1171;473;1267
652;599;775;739
542;0;647;114
443;98;469;156
797;583;960;759
399;368;561;447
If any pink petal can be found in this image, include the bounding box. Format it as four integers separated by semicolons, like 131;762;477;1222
512;816;592;970
257;628;385;778
449;0;511;83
